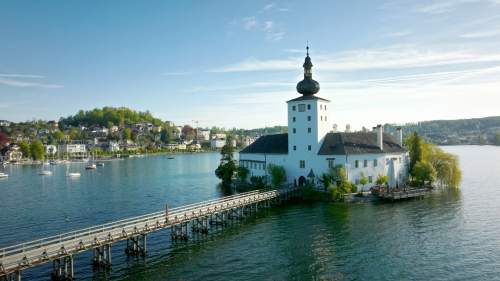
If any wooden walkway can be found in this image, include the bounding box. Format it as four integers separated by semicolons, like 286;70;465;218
0;187;299;281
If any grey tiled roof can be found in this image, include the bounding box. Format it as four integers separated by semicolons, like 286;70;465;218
239;133;288;154
318;132;406;155
286;95;330;103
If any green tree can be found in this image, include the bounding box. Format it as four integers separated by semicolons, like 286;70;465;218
267;164;286;187
428;146;462;188
319;173;333;191
52;131;64;143
30;140;45;160
495;132;500;146
412;161;436;187
330;164;347;186
19;140;30;159
237;166;249;183
160;128;172;144
215;137;236;187
69;128;79;140
122;128;132;141
405;132;424;173
376;174;389;186
359;172;368;191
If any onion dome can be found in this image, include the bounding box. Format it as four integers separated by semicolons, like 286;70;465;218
296;45;320;96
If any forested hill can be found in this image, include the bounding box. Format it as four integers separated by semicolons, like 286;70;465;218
384;116;500;145
59;107;164;128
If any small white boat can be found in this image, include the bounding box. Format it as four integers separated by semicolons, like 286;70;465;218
39;171;53;176
0;172;8;178
96;162;105;167
85;164;97;170
67;172;81;177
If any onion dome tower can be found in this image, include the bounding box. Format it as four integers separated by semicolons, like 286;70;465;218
296;45;320;96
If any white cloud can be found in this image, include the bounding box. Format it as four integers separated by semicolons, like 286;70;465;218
210;45;500;73
242;17;258;30
263;21;274;31
266;31;285;41
263;3;275;10
0;74;63;89
460;30;500;38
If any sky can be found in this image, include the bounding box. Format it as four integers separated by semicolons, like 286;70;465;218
1;0;500;130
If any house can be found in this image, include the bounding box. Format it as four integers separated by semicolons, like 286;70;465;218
197;130;211;142
45;145;57;156
0;120;11;127
1;145;22;162
58;143;87;156
240;136;256;147
210;138;226;149
104;141;120;152
239;47;409;190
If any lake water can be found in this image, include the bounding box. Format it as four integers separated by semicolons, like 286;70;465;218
1;146;499;281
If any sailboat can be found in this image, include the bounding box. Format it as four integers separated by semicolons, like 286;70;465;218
0;172;8;178
85;151;97;170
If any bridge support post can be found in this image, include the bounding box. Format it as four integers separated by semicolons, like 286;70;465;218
125;235;146;256
92;244;112;268
2;271;21;281
51;255;73;281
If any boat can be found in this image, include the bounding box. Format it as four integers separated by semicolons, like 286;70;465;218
67;172;81;177
96;162;105;167
85;164;97;170
39;171;53;176
49;160;58;165
167;157;175;159
0;172;8;178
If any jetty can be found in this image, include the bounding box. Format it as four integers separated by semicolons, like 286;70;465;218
372;187;430;201
0;187;299;281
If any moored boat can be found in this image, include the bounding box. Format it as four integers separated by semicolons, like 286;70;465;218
85;164;97;170
96;162;105;167
39;170;53;176
0;172;8;178
67;172;81;177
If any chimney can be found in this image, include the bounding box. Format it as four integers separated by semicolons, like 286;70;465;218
376;124;383;150
396;127;403;146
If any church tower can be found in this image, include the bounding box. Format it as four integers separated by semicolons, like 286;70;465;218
287;46;331;180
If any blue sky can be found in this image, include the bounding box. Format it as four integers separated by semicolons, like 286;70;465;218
1;0;500;129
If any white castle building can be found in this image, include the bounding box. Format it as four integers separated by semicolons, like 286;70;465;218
239;47;409;190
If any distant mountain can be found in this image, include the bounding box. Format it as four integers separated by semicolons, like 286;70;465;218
384;116;500;145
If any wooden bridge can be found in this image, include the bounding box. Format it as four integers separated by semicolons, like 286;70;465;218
0;187;299;281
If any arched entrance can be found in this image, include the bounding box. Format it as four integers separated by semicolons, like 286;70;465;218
298;176;306;186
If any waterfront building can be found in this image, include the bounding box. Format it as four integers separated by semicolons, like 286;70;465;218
210;138;226;149
45;144;57;156
239;47;409;190
197;129;211;142
0;145;22;163
58;143;87;157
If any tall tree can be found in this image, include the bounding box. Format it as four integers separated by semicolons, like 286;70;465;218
267;164;286;187
30;140;45;160
19;140;30;159
215;136;236;187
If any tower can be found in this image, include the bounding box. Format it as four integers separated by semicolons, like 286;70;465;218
287;46;331;179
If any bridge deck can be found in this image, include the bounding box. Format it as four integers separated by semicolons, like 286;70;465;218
0;187;297;277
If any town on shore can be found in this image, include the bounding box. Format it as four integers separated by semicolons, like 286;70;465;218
0;107;278;164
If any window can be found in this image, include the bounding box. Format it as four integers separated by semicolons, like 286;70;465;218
328;159;335;168
298;104;306;112
373;159;378;167
320;104;323;110
368;176;373;183
293;128;296;134
308;127;311;133
293;145;296;151
325;116;327;121
292;105;296;111
320;116;323;121
355;179;360;185
307;116;311;121
299;160;305;168
263;163;266;170
307;104;311;110
364;160;368;167
325;105;327;110
308;145;311;151
355;160;359;168
292;117;296;122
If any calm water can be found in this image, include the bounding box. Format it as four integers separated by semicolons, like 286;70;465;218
1;146;500;280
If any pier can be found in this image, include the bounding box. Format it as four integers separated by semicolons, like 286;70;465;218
372;187;430;201
0;187;299;280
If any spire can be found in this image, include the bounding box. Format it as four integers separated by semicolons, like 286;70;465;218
296;44;320;96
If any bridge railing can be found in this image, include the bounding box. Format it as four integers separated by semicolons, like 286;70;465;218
0;190;277;261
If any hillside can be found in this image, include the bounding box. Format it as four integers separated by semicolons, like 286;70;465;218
384;116;500;145
58;107;164;128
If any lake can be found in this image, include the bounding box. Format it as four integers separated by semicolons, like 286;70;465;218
1;146;499;280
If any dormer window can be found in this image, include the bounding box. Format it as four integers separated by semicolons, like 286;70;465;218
307;104;311;110
307;116;311;121
292;117;296;122
292;105;296;111
298;104;306;112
